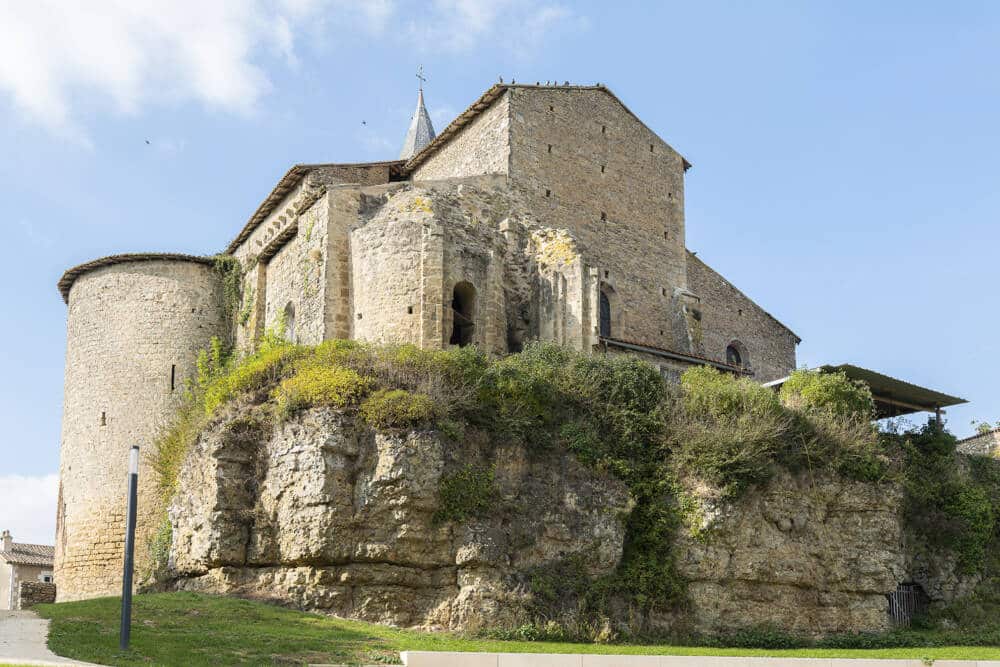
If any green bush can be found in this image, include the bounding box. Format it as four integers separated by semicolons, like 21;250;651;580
360;389;440;430
898;419;1000;573
435;465;497;523
680;365;783;421
273;365;373;417
203;340;305;415
780;369;874;419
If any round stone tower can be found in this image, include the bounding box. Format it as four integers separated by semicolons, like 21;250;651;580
55;254;226;601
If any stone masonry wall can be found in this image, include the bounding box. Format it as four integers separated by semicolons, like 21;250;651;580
17;581;56;609
508;87;689;350
263;196;329;344
686;252;798;382
411;93;510;181
56;260;225;601
351;188;429;347
957;429;1000;457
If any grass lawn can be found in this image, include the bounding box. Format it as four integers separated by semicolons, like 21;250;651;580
33;592;1000;666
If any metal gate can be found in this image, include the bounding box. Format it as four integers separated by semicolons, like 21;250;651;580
887;582;928;627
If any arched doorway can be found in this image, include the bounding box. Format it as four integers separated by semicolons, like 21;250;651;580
449;282;476;347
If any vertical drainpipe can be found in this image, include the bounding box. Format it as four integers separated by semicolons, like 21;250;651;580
8;561;15;610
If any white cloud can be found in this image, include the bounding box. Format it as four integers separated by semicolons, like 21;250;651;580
0;0;368;141
0;474;59;546
406;0;583;55
0;0;585;141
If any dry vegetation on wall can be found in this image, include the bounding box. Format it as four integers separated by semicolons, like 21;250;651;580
146;337;1000;642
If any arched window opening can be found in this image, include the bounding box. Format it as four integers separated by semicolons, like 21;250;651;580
726;340;748;369
599;291;612;338
449;282;476;347
284;302;296;343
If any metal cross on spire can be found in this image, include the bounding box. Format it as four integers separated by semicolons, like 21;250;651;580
416;65;427;91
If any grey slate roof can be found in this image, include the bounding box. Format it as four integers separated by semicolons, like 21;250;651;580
1;542;54;567
399;89;436;160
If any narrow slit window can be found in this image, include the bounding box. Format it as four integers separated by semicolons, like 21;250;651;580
545;189;551;197
600;212;607;222
100;412;106;426
600;165;605;173
407;305;414;314
547;144;553;153
170;365;176;392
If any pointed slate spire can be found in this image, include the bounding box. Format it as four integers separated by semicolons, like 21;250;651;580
399;69;436;160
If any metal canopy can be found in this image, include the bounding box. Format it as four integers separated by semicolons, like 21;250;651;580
764;364;967;419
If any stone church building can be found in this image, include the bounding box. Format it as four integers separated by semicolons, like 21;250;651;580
53;82;800;601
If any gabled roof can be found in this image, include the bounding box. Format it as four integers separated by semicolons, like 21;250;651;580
225;160;405;255
399;89;436;160
402;83;692;175
687;250;801;344
1;541;54;568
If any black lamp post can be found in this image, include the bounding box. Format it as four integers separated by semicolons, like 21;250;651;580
119;445;139;651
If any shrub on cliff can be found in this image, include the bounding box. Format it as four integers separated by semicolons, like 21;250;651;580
360;388;440;430
274;365;373;417
669;366;884;499
780;368;874;419
434;464;497;523
898;419;1000;574
203;340;306;415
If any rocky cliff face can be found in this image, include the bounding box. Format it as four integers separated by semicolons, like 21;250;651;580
674;471;906;635
165;404;982;635
167;406;631;630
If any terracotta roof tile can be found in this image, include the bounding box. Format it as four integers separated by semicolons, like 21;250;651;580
1;542;54;567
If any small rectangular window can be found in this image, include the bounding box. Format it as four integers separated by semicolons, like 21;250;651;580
600;212;607;222
407;306;414;314
601;125;606;134
547;144;553;153
545;189;551;197
600;165;605;173
650;144;654;152
100;412;106;426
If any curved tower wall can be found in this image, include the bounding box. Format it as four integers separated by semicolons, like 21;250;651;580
55;259;225;601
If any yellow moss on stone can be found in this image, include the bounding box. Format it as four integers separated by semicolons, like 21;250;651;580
533;229;579;268
404;195;434;214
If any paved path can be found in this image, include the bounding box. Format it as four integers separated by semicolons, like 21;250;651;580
0;610;100;666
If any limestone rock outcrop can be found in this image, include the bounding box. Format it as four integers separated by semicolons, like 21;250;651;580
674;471;906;635
167;406;632;629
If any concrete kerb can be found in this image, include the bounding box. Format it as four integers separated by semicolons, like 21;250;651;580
399;653;1000;667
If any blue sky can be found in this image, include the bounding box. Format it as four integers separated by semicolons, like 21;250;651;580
1;1;996;543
